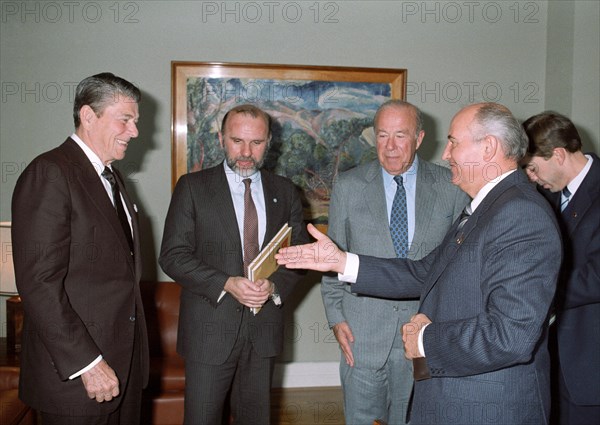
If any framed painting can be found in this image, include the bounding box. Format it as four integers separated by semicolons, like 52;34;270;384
171;61;406;226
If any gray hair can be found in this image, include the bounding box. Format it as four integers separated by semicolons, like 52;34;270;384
73;72;141;128
471;103;528;161
374;100;424;136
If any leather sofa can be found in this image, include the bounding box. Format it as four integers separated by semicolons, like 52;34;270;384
140;281;185;425
0;366;36;425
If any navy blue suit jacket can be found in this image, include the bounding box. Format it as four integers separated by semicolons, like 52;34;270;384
544;153;600;405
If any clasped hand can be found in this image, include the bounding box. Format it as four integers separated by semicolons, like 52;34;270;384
224;276;273;308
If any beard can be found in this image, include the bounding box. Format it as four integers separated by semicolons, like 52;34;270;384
225;154;265;177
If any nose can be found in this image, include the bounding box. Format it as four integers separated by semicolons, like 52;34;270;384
385;136;396;151
128;121;139;138
241;142;252;157
441;141;451;161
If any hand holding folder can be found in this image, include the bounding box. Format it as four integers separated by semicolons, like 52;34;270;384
248;223;292;314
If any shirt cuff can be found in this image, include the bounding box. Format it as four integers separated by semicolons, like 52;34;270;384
338;252;359;283
69;355;103;380
271;283;282;306
418;323;431;357
217;290;227;303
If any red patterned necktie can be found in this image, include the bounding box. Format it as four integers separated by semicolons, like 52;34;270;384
243;178;259;277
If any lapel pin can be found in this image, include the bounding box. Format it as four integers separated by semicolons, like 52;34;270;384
273;198;278;203
133;203;138;212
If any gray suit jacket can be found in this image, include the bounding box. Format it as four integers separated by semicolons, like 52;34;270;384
353;169;562;424
159;163;308;364
321;158;468;369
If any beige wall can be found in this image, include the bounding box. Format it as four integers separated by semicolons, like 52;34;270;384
1;1;598;362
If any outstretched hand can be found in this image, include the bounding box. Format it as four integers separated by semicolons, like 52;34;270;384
275;224;347;274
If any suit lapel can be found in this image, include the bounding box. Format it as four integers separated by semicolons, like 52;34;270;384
419;170;522;304
210;166;244;249
412;160;437;257
261;170;284;248
62;139;136;275
561;154;600;235
113;167;140;278
363;162;396;252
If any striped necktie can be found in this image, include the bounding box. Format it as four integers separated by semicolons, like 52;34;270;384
560;187;571;212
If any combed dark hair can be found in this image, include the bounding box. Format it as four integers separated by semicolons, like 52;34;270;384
471;102;528;161
221;104;272;139
73;72;141;128
374;99;424;136
522;111;582;159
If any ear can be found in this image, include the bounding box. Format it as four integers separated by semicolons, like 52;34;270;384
482;135;499;162
415;130;425;150
79;105;96;129
552;147;567;165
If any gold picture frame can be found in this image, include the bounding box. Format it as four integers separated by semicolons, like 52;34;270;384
171;61;406;224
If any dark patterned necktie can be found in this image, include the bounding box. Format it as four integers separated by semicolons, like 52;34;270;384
390;175;409;258
243;178;259;277
456;204;472;234
560;187;571;212
101;167;134;253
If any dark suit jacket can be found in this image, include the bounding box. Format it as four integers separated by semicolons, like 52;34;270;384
352;169;562;424
543;152;600;405
159;163;308;364
11;138;149;415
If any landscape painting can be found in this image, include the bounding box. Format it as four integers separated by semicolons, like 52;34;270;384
172;62;406;226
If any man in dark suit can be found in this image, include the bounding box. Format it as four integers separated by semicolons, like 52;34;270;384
277;103;562;424
11;73;149;425
159;104;308;424
522;111;600;425
321;100;468;425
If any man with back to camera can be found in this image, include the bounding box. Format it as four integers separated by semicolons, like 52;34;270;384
277;102;562;425
522;111;600;425
159;104;308;424
11;72;149;425
321;100;468;424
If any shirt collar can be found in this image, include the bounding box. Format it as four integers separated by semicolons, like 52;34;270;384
470;168;517;212
70;133;107;175
565;154;593;197
223;161;261;188
381;156;420;189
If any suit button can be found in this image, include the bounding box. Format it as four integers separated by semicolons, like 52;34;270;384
236;307;242;313
129;316;136;322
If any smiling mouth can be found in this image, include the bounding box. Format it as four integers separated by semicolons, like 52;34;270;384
116;139;129;147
